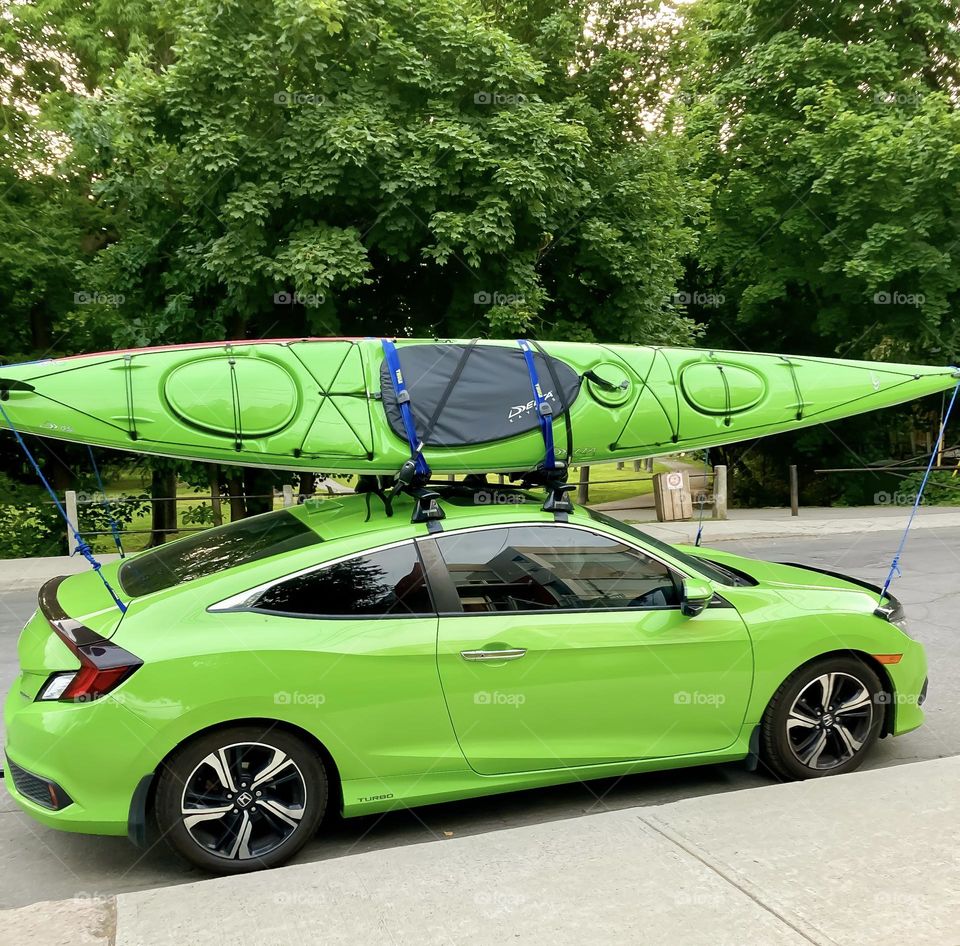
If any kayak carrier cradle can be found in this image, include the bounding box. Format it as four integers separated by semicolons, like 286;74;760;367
380;336;577;528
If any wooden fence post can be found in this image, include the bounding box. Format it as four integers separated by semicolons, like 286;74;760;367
65;490;79;554
789;465;799;517
577;465;591;504
713;466;728;520
208;464;223;526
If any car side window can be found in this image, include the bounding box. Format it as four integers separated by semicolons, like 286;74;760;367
434;525;679;613
252;543;434;617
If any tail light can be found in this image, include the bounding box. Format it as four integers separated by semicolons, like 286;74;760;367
36;576;141;703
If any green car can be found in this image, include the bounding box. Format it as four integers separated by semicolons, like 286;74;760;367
4;487;926;874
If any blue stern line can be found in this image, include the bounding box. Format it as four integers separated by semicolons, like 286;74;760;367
880;379;960;601
0;402;127;613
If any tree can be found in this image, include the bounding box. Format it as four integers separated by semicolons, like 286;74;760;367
63;0;702;348
682;0;960;362
675;0;960;504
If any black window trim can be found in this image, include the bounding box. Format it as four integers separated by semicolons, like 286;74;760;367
207;537;438;619
417;521;693;617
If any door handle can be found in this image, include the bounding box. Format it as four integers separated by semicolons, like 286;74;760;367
460;648;527;661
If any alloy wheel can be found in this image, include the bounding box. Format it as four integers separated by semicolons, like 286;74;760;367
785;671;875;771
180;741;307;861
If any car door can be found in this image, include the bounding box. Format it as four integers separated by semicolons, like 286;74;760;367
423;523;753;776
220;540;457;778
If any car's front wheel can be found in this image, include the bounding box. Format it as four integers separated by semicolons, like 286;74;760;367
155;725;327;873
761;656;885;781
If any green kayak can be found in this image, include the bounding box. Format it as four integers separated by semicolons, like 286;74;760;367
0;337;956;475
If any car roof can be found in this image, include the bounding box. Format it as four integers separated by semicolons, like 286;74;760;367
288;485;589;543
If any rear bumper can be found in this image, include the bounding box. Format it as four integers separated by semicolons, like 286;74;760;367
3;678;157;835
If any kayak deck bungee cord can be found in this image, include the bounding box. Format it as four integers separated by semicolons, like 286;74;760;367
0;337;957;481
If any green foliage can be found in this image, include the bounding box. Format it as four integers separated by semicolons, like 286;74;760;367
683;0;960;363
11;0;700;347
898;469;960;507
181;502;215;526
0;473;63;558
78;489;151;543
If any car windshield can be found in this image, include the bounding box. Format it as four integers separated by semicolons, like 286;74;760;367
118;510;323;597
586;509;742;586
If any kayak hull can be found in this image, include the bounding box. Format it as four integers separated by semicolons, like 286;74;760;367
1;338;956;474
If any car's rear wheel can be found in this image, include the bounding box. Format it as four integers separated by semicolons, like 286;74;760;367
760;655;884;781
155;725;327;873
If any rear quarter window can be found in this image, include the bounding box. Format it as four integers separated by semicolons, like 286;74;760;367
118;511;322;597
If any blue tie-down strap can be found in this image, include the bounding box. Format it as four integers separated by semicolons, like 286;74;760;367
381;339;430;478
517;339;557;471
0;400;127;613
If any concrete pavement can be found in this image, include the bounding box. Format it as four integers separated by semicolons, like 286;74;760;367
3;755;958;945
615;503;960;544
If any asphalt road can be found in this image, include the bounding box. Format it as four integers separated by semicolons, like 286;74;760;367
1;528;958;909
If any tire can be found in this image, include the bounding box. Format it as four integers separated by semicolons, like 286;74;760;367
155;725;327;874
760;655;884;781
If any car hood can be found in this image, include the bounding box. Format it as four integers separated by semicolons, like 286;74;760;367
678;545;886;596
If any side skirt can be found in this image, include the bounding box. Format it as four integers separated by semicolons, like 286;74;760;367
340;732;754;818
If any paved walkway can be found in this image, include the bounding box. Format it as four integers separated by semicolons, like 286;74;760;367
611;504;960;544
3;755;957;945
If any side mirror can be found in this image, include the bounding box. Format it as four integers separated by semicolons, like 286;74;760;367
681;577;713;617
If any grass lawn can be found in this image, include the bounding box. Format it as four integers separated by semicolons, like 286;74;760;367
76;463;670;554
572;460;670;505
81;473;354;555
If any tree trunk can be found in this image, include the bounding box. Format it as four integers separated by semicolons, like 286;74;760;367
43;441;75;495
244;467;276;516
147;469;177;547
226;472;247;521
208;464;223;527
298;472;318;502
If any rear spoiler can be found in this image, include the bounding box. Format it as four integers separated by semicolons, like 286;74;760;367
38;576;106;648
